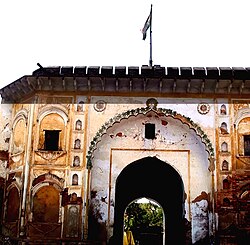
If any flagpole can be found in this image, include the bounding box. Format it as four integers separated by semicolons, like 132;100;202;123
149;4;153;67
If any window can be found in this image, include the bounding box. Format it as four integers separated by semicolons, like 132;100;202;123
145;123;155;140
244;135;250;156
44;130;61;151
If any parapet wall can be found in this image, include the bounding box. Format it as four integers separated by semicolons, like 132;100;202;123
32;65;250;79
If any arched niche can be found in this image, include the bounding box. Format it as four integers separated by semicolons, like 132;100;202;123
11;109;28;154
222;160;229;171
31;173;64;223
33;185;60;223
74;139;81;149
220;104;227;115
236;117;250;156
221;142;228;152
220;122;228;134
5;185;20;222
38;113;65;151
77;101;85;112
73;156;80;167
72;174;78;185
75;119;82;130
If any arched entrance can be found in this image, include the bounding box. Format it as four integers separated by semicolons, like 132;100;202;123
113;156;185;245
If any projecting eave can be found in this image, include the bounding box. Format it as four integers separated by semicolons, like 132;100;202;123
1;66;250;103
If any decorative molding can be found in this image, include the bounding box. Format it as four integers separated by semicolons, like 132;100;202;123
12;109;28;129
37;104;69;125
10;151;24;163
35;150;66;161
234;107;250;127
94;100;106;112
86;106;215;168
197;103;210;115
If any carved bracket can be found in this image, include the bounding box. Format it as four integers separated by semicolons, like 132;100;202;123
35;150;66;161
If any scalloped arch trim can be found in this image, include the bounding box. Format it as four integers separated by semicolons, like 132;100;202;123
37;105;68;125
86;107;215;169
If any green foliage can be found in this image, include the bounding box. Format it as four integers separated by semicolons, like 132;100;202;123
124;201;163;231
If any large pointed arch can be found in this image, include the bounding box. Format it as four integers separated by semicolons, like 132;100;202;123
113;156;185;244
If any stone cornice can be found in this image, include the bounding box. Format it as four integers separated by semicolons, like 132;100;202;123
1;66;250;103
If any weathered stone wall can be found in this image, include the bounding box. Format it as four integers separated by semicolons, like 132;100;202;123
88;96;215;243
0;103;12;179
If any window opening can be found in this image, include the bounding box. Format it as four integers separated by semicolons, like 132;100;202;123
44;130;61;151
244;135;250;156
145;123;155;140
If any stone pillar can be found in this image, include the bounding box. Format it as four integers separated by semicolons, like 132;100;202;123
20;103;35;237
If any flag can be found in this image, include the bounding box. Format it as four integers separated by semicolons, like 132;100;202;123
142;10;152;40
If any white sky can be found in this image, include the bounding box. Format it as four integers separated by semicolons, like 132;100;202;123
1;0;250;89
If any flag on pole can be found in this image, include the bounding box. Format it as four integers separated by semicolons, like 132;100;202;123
142;8;152;40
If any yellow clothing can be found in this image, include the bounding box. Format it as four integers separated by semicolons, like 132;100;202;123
123;231;135;245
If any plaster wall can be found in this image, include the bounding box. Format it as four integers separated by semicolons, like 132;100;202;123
90;110;211;243
0;104;12;178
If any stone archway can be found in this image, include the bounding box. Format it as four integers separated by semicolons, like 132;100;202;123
112;156;185;245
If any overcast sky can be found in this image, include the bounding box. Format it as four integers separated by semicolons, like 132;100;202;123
0;0;250;89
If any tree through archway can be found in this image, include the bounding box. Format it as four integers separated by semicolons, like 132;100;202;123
124;198;164;245
113;156;185;245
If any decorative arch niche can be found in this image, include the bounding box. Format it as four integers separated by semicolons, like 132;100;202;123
11;109;28;155
31;173;64;223
38;113;65;151
5;185;20;222
86;106;215;168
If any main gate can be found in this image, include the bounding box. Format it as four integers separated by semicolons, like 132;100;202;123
113;156;185;245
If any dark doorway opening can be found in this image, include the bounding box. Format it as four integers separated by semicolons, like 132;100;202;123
113;156;185;245
44;130;61;151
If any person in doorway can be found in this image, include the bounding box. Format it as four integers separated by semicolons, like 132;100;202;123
124;230;135;245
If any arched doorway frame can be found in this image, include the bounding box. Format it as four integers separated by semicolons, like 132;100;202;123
114;156;185;244
85;106;216;241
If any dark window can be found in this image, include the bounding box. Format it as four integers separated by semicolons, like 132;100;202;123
244;135;250;156
145;123;155;140
44;130;61;151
